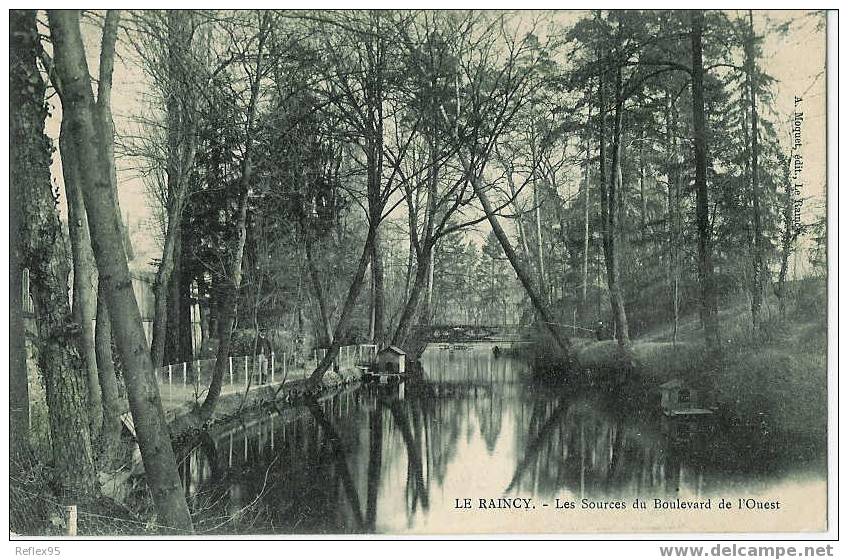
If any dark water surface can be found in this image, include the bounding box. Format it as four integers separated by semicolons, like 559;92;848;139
177;344;826;534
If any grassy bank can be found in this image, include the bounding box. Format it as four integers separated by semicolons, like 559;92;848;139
523;282;828;441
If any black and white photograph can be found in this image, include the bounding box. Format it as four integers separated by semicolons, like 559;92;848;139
7;6;834;544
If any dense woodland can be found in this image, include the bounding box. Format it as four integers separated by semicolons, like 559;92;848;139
10;9;826;535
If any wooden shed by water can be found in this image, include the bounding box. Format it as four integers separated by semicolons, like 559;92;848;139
659;378;713;417
376;345;406;374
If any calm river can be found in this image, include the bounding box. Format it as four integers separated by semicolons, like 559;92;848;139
177;343;827;534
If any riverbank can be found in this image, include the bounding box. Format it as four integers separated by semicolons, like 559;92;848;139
520;292;828;441
168;365;363;441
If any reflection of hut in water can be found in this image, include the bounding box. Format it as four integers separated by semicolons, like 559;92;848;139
376;346;406;374
659;379;713;417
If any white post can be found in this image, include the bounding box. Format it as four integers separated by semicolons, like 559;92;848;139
168;364;173;399
271;352;275;383
244;355;249;386
183;361;187;386
228;433;233;468
229;356;234;386
65;505;77;536
283;351;287;380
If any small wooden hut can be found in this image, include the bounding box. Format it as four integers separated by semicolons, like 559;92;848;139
376;346;406;374
659;378;713;417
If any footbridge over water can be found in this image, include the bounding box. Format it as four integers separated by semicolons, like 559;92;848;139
405;324;530;359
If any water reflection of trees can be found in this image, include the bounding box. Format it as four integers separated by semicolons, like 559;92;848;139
174;345;815;534
176;383;477;533
176;352;708;533
507;396;715;499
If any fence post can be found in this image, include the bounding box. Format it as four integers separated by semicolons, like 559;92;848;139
229;356;234;386
271;352;275;383
65;505;77;536
168;364;173;399
283;351;287;380
182;362;187;386
244;355;249;386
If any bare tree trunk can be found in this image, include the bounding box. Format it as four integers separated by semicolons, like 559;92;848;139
745;10;764;331
60;124;102;441
176;256;194;363
94;282;122;462
49;9;193;532
371;231;385;345
581;103;591;309
151;211;182;369
199;187;250;421
198;13;267;422
598;53;630;349
690;10;721;355
151;12;197;370
391;244;432;348
608;68;630;347
15;9;99;502
306;242;333;347
10;166;29;451
307;225;378;388
639;137;647;239
404;235;415;302
368;259;376;342
506;170;533;263
665;95;682;345
533;177;549;306
469;162;571;358
10;13;33;458
163;252;194;367
425;245;436;325
197;274;210;355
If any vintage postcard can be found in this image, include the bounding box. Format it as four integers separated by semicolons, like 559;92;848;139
8;7;833;543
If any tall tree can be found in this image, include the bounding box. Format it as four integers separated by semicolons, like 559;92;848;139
689;9;721;354
13;8;99;502
744;10;765;331
447;14;572;357
303;11;419;383
59;120;102;440
199;11;270;421
9;13;31;457
48;9;194;532
137;10;201;370
601;34;631;348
